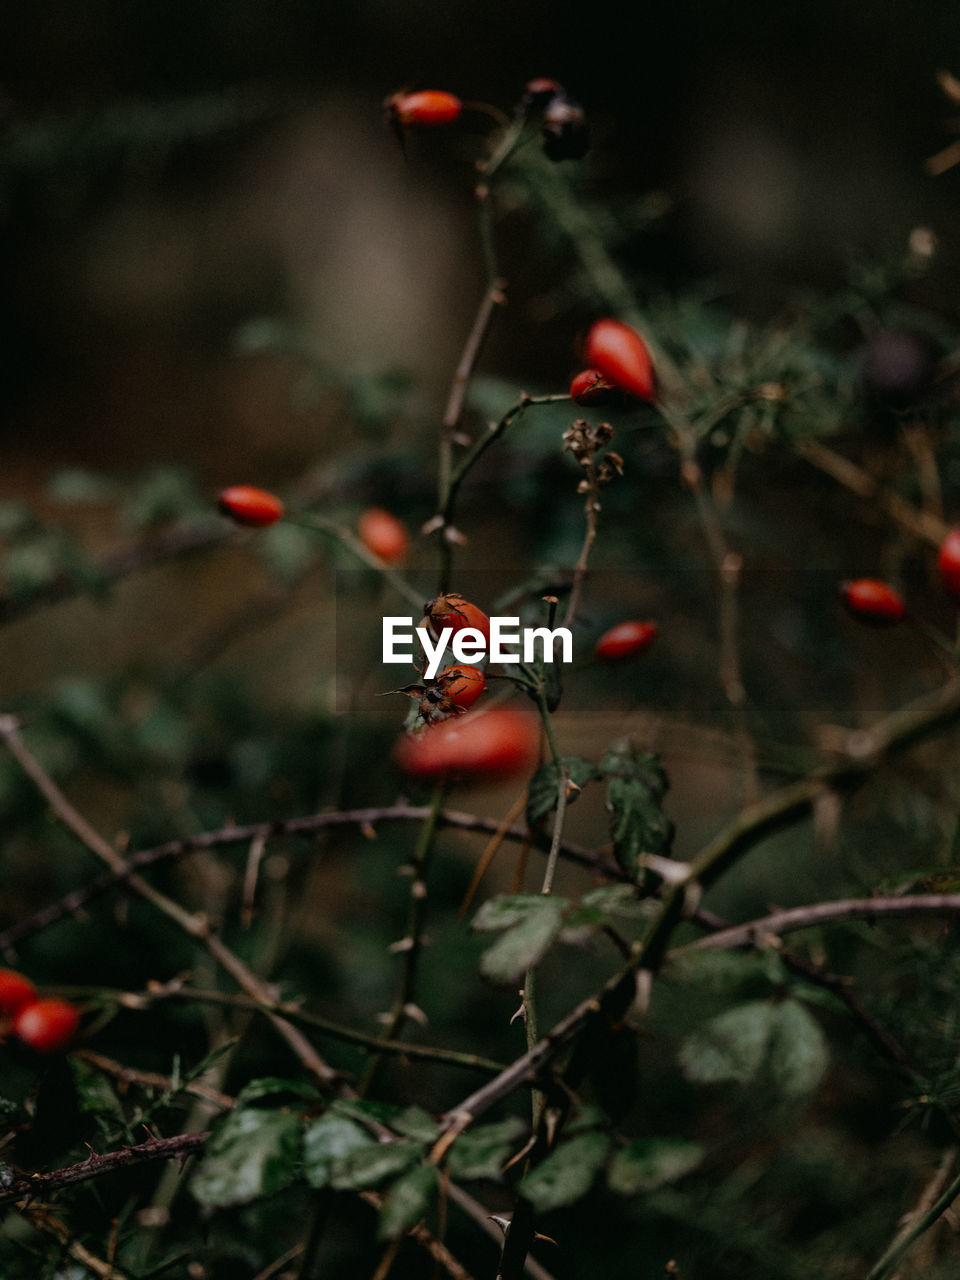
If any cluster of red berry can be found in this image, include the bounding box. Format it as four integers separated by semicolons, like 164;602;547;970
214;314;666;785
0;968;79;1053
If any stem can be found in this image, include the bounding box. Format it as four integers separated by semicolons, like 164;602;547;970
360;782;447;1094
0;714;337;1086
865;1162;960;1280
289;515;424;609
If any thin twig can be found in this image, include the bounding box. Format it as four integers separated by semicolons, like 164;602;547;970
0;804;604;954
0;714;337;1086
678;893;960;954
0;1131;210;1206
865;1158;960;1280
798;438;949;547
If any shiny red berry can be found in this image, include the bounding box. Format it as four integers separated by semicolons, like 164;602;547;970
13;999;79;1053
0;969;36;1016
217;485;285;528
840;579;906;625
584;319;656;403
387;90;462;129
394;707;539;782
937;528;960;598
358;508;410;564
595;620;658;661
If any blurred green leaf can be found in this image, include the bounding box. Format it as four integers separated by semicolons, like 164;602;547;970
607;1138;705;1195
234;1077;319;1107
520;1132;611;1212
328;1140;425;1192
377;1162;438;1240
472;894;569;984
47;469;116;504
303;1114;374;1189
255;522;316;583
447;1117;528;1181
190;1108;301;1209
69;1058;124;1119
678;998;828;1097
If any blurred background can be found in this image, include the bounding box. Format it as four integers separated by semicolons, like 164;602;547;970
3;0;960;478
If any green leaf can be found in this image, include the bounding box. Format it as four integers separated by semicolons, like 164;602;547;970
447;1117;528;1181
390;1107;441;1143
235;1077;319;1107
190;1108;301;1209
666;948;776;994
607;1138;705;1195
767;999;830;1097
324;1099;438;1142
377;1162;438;1240
601;745;674;884
520;1132;611;1212
472;895;569;984
255;523;316;583
69;1058;124;1119
47;468;116;504
526;757;597;825
329;1140;426;1191
303;1114;375;1189
678;998;828;1097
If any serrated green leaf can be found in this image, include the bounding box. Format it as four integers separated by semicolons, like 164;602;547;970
678;998;828;1097
607;1138;704;1195
303;1114;375;1189
235;1077;319;1107
601;746;674;884
526;757;597;825
447;1117;528;1181
190;1107;301;1209
520;1132;611;1212
476;897;569;984
378;1163;438;1240
329;1140;425;1191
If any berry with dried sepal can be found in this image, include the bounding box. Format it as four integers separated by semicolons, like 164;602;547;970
584;319;656;403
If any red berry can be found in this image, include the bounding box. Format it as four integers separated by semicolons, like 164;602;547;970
584;319;656;403
595;620;658;661
358;508;410;564
0;969;36;1016
937;528;960;598
841;579;906;625
394;707;539;782
13;998;79;1053
218;485;284;528
423;593;491;646
437;664;486;710
569;368;619;406
387;90;462;129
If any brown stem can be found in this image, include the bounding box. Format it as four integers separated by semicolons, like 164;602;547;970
0;713;337;1085
0;1131;210;1206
